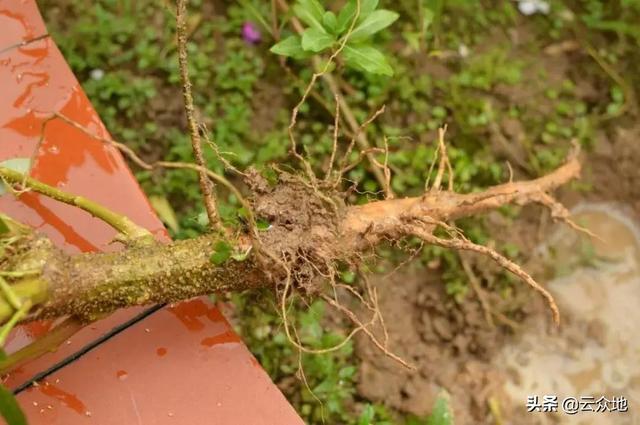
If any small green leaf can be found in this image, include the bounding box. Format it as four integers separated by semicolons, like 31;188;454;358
256;218;271;231
301;28;336;52
322;11;338;34
270;35;308;59
357;404;375;425
336;0;379;34
0;158;31;196
348;9;399;42
340;270;356;284
210;241;232;265
0;158;30;174
196;211;209;227
148;195;179;233
336;0;357;33
427;391;455;425
231;248;251;262
293;0;326;32
422;8;435;32
338;365;356;379
0;383;27;425
342;44;393;76
261;167;279;187
0;217;9;235
359;0;380;16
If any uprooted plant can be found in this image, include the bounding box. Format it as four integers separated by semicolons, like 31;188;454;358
0;0;590;384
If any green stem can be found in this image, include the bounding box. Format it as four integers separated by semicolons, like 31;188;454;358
33;235;266;321
0;270;40;278
0;276;22;311
0;300;32;346
0;278;49;324
0;317;84;374
0;167;153;243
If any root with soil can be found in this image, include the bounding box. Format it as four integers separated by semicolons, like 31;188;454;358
0;0;585;374
0;144;581;371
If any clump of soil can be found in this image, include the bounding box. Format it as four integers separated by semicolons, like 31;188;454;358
246;169;348;293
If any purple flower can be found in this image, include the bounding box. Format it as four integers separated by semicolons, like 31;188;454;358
242;22;261;44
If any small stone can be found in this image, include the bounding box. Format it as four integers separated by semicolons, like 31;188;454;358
90;69;105;81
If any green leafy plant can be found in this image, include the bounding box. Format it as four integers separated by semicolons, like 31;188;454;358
426;391;455;425
0;383;26;425
270;0;399;76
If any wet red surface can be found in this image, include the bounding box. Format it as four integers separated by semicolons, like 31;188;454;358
37;381;87;415
0;0;46;48
0;1;303;423
167;298;226;331
201;330;241;347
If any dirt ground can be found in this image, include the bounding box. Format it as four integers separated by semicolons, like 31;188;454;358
356;266;512;423
354;129;640;423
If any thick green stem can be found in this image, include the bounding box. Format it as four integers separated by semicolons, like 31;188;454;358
36;235;267;321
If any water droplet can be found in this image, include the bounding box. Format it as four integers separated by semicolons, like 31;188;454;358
17;73;23;82
48;146;60;155
116;370;128;380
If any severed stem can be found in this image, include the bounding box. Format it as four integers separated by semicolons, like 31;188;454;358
176;0;222;231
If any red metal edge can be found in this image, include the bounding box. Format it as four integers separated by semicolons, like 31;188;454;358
0;2;303;423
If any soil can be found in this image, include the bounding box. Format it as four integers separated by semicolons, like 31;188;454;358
355;265;512;423
583;124;640;216
355;130;640;423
